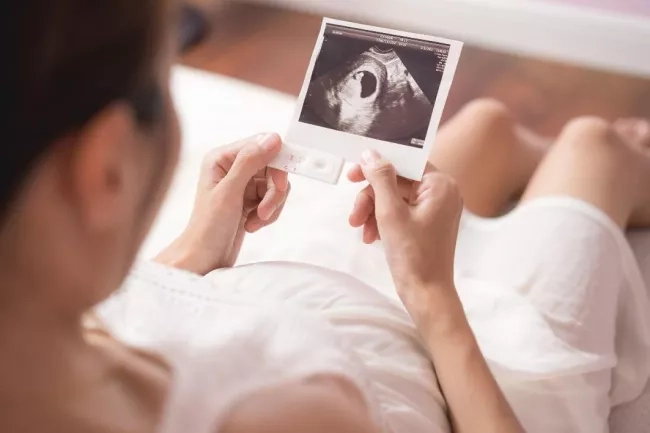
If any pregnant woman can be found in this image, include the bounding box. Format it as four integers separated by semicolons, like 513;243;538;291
2;1;649;433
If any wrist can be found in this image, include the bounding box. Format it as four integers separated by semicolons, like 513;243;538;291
153;233;211;275
398;280;470;341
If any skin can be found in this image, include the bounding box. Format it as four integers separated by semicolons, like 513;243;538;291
347;152;524;433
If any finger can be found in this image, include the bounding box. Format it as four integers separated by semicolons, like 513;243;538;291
202;135;271;185
369;216;381;242
242;178;264;213
268;182;291;223
416;168;464;218
257;189;280;222
411;162;441;202
362;216;380;244
418;163;445;191
268;168;289;193
246;195;287;233
246;183;291;232
245;215;262;233
359;150;405;219
257;171;288;221
350;162;415;196
245;209;266;233
349;185;374;228
223;133;282;192
350;175;414;228
347;165;366;183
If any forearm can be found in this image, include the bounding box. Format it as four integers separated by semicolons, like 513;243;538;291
152;235;204;274
152;231;222;275
414;287;524;433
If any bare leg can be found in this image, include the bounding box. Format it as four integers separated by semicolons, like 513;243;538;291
522;117;650;228
430;99;550;217
613;118;650;227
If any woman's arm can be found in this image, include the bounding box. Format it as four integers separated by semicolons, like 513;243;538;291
416;286;523;433
347;151;523;432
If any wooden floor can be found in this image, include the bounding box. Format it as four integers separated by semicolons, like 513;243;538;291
181;2;650;137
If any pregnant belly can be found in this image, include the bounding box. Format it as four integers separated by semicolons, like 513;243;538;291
208;261;452;433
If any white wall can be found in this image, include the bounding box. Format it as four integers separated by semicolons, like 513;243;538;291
245;0;650;78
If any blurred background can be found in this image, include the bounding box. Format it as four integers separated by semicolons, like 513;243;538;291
179;0;650;137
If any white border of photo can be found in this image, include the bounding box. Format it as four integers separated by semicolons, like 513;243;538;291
285;18;463;181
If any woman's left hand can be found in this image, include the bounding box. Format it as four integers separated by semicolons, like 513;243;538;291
155;133;290;274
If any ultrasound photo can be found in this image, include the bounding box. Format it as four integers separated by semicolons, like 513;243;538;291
300;24;451;148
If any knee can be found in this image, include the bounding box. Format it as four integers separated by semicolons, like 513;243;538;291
447;98;517;157
458;98;513;130
557;116;613;151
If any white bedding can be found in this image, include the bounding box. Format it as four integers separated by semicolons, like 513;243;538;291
143;66;650;432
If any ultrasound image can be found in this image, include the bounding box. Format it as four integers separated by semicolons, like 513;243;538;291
300;25;450;148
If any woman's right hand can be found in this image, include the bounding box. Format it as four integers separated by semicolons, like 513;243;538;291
350;152;525;433
348;150;463;321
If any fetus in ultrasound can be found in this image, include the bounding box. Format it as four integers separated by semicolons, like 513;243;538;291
305;47;434;141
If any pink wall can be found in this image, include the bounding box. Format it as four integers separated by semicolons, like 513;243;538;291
545;0;650;17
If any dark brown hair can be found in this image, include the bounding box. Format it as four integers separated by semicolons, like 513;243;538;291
3;0;172;218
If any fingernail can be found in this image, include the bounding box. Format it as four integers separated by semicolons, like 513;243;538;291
257;133;280;152
361;149;381;167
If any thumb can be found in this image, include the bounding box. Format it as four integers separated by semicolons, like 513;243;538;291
359;150;404;218
224;133;282;191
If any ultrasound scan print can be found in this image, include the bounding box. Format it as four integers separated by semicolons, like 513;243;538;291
300;26;449;148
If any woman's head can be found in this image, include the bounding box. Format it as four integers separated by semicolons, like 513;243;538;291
2;0;181;313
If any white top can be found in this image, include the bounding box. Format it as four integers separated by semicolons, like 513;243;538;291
99;261;449;433
99;197;650;433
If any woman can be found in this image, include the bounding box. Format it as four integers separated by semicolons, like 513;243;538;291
3;1;649;432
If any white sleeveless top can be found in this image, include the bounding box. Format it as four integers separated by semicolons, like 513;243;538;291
98;260;450;433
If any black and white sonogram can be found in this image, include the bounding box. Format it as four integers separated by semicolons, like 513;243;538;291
300;24;451;148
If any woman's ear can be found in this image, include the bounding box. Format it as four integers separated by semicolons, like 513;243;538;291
68;102;140;232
